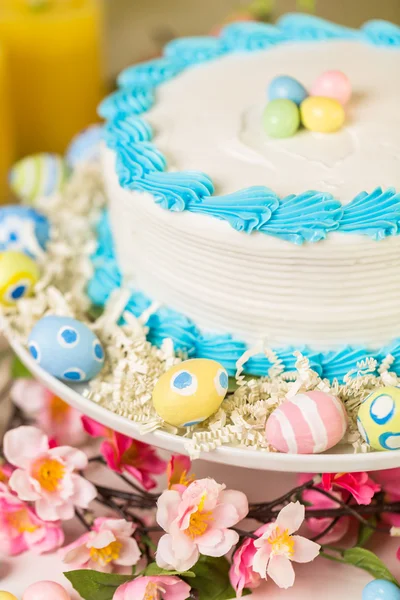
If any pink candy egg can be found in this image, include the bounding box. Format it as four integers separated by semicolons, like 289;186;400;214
265;390;347;454
311;70;352;105
23;581;70;600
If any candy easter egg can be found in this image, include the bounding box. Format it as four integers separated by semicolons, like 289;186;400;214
66;124;103;169
9;153;69;204
152;358;228;427
357;386;400;451
0;251;40;305
311;70;352;105
0;593;18;600
0;205;50;257
263;99;300;138
23;581;70;600
28;316;105;382
362;579;400;600
300;96;345;133
265;390;347;454
268;75;308;106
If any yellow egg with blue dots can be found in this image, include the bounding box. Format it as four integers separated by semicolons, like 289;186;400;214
152;358;229;427
357;386;400;451
0;250;40;306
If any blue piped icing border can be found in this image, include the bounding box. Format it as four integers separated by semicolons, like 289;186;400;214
99;15;400;245
88;212;400;382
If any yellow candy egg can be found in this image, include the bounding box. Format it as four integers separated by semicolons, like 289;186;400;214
0;250;40;306
357;386;400;451
0;592;19;600
152;358;229;427
300;96;345;133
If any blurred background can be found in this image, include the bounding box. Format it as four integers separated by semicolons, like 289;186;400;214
0;0;399;203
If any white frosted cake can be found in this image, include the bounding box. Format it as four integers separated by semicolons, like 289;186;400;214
90;14;400;382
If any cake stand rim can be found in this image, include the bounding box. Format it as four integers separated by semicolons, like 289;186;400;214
10;337;400;474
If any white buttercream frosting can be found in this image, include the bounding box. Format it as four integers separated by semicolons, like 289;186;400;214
105;38;400;351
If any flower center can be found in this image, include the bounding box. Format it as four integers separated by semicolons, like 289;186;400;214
31;457;66;492
121;442;139;466
185;493;213;539
7;508;39;534
89;540;122;566
268;527;295;558
49;395;70;423
144;581;165;600
0;467;9;484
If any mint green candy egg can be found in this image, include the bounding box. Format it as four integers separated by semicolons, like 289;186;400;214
263;99;300;138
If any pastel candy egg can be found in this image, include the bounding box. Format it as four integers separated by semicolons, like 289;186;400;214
300;96;345;133
23;581;70;600
152;358;228;427
0;251;40;306
268;75;308;106
28;315;105;382
263;99;300;138
357;386;400;451
66;124;103;169
9;153;69;204
265;390;347;454
362;580;400;600
0;593;19;600
0;205;50;258
311;70;352;105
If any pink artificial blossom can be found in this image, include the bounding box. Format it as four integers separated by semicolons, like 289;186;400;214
166;455;194;493
114;575;191;600
371;469;400;527
0;482;64;555
156;478;248;572
11;379;86;447
253;502;320;589
321;472;380;505
301;487;351;545
229;523;270;598
62;517;141;573
82;416;166;491
0;461;13;486
4;426;97;521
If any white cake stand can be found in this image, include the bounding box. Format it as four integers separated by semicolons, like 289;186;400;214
10;338;400;474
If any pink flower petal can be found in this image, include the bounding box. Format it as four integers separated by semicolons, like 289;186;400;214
291;535;320;563
276;501;305;535
11;379;46;414
100;519;135;538
63;543;91;567
89;529;116;549
267;555;295;589
81;416;110;438
114;537;141;566
252;542;272;578
218;489;249;522
70;474;97;509
156;490;182;532
35;497;69;521
198;528;239;557
113;579;148;600
49;447;88;471
9;469;41;501
170;522;197;560
4;426;48;469
156;533;199;572
101;439;120;472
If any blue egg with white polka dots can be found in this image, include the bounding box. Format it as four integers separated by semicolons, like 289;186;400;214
28;315;105;382
362;579;400;600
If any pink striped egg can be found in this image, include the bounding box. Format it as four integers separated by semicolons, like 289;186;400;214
265;390;348;454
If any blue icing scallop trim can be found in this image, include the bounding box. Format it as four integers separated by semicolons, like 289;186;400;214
89;212;400;382
100;15;400;243
361;20;400;46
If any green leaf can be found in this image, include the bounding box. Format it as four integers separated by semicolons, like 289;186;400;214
11;355;31;379
187;556;237;600
342;547;399;586
64;570;134;600
357;518;377;547
144;563;196;578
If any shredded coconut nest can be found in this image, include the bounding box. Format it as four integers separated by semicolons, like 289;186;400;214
1;164;398;458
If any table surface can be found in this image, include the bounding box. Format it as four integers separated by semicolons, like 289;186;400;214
0;350;399;599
